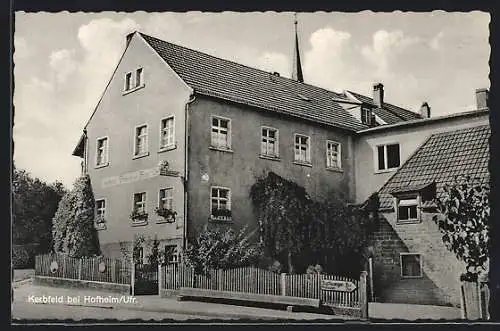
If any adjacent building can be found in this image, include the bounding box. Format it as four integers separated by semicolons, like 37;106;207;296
72;29;490;306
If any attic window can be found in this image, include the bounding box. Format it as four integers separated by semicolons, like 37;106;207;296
124;67;145;94
298;94;311;102
361;107;372;125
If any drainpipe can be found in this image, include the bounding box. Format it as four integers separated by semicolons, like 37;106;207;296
83;129;88;175
183;93;196;252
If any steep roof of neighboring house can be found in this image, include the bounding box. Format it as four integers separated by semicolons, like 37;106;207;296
378;125;490;210
140;32;373;132
347;90;422;124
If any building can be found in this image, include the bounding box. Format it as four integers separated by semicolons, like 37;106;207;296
354;90;489;307
71;29;421;259
72;28;489;306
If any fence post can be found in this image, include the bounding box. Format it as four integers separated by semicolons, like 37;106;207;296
111;259;116;283
78;258;82;280
158;264;162;297
460;283;467;319
368;257;374;302
217;269;223;291
281;273;286;296
359;271;368;320
131;259;135;296
477;281;483;320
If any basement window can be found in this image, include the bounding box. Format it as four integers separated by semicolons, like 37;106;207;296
400;253;423;278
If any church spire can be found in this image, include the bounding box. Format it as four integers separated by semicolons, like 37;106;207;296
292;13;304;83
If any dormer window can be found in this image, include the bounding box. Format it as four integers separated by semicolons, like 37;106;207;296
397;196;419;223
361;107;372;125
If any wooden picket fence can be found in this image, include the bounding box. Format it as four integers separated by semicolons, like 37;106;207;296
160;263;365;309
35;253;131;285
461;280;490;320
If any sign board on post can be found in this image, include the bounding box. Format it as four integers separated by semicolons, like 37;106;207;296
321;279;357;292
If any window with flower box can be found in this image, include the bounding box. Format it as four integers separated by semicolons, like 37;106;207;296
210;187;231;221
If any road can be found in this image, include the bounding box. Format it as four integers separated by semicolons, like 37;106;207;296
12;300;230;321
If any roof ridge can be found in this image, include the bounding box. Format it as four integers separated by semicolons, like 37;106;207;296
139;32;345;98
428;124;491;139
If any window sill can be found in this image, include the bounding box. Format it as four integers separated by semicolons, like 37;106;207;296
155;217;176;224
374;168;398;174
396;219;421;225
122;84;145;96
293;160;312;167
259;154;280;161
401;275;423;279
326;166;343;173
209;146;234;153
131;220;148;227
132;152;150;160
95;162;109;169
158;144;177;153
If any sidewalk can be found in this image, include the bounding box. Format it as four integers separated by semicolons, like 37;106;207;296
13;283;352;321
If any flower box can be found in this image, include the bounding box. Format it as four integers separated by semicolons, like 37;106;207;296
155;207;177;223
210;208;232;221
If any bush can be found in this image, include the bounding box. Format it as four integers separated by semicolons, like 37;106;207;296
13;245;32;268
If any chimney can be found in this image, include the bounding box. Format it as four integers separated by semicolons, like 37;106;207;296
420;102;431;118
373;83;384;107
126;31;135;47
475;88;489;109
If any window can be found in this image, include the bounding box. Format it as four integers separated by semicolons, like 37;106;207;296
159;188;173;210
211;116;231;150
400;253;422;278
134;125;148;156
165;245;179;264
95;137;109;166
124;68;144;92
95;199;106;223
361;107;372;125
294;134;311;163
326;140;341;169
261;127;279;157
135;68;143;88
397;197;419;222
125;72;132;91
133;192;147;214
160;117;175;149
377;143;400;171
211;187;231;220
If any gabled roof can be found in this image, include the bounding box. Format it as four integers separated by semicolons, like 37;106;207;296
347;90;422;124
378;125;490;210
140;32;374;132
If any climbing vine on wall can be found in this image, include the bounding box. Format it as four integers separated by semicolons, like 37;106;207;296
250;171;379;275
434;176;489;281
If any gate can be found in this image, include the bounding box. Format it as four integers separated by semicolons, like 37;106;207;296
134;263;158;295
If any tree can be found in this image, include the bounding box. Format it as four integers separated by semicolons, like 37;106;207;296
52;175;100;258
12;166;67;267
434;176;489;281
184;225;263;274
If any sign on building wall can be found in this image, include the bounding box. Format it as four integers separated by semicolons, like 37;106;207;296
101;162;179;188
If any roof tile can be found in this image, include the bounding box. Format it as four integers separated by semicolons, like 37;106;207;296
378;125;490;209
141;33;393;132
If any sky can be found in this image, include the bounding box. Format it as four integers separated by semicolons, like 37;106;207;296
13;11;490;189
